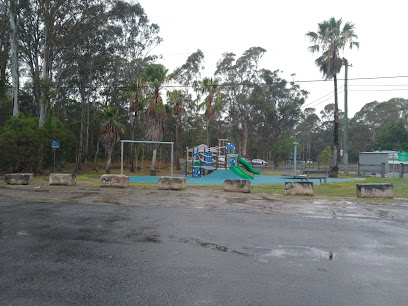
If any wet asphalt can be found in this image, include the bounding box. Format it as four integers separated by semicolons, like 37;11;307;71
1;199;408;305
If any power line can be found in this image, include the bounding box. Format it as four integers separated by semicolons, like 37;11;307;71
302;91;334;108
7;75;408;90
304;89;345;109
349;89;408;92
347;84;408;87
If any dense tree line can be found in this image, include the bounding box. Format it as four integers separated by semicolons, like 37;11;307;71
0;3;407;174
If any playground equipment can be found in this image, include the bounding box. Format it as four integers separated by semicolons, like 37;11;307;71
286;141;304;174
183;140;260;179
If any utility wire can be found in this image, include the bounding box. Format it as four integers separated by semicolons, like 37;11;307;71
303;89;345;110
7;75;408;90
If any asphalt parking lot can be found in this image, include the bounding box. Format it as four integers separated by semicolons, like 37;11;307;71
1;185;408;305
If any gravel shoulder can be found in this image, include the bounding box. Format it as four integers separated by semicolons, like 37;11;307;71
1;177;408;223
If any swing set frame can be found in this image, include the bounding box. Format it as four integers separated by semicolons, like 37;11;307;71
120;140;174;176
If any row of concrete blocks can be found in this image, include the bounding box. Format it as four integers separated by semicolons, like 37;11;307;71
4;173;394;198
3;173;248;192
99;175;250;192
5;173;77;186
284;181;394;198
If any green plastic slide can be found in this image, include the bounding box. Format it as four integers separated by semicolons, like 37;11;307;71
230;166;254;179
238;156;260;174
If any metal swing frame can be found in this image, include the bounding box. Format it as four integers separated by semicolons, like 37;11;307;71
120;140;174;176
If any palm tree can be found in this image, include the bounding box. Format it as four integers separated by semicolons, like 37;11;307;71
98;107;124;173
199;77;223;146
167;90;184;170
306;17;359;176
126;77;148;172
144;64;171;175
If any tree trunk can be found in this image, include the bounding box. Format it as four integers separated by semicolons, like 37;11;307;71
84;100;90;164
93;140;100;172
242;122;248;157
206;117;210;147
105;147;112;173
9;0;19;117
150;148;157;175
0;1;9;106
39;0;51;127
78;83;87;170
175;117;180;170
330;74;339;177
130;111;137;172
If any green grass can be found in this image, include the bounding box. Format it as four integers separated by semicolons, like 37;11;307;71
252;177;408;199
315;177;408;198
19;166;407;200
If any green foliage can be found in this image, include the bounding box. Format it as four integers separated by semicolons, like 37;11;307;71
271;138;302;163
317;146;333;166
306;17;359;79
373;119;408;151
0;98;12;127
0;115;75;172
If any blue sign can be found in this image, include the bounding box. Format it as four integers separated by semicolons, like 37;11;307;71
51;140;60;149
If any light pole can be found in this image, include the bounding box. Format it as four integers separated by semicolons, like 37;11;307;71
343;59;351;173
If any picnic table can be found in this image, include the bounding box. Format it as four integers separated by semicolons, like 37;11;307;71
283;169;329;184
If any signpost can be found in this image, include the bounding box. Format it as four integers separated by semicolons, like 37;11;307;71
51;140;60;172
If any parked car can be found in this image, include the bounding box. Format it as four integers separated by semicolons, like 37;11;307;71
241;157;251;164
251;158;268;166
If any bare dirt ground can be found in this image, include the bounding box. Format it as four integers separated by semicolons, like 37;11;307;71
1;176;408;223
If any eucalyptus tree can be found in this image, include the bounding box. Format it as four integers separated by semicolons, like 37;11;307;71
249;69;307;162
215;47;266;156
108;0;162;81
17;0;81;127
306;17;359;176
98;107;124;173
144;63;171;175
167;89;184;170
348;98;408;160
173;49;205;143
199;77;223;146
0;0;9;108
9;0;19;116
373;119;408;151
295;107;321;161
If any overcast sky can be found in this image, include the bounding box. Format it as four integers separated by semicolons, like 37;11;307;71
140;0;408;117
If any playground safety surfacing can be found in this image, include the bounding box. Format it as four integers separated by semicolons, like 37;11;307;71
129;169;347;185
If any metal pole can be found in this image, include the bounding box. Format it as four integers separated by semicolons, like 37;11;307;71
53;148;56;172
344;59;349;173
171;143;173;176
293;142;297;176
121;141;124;175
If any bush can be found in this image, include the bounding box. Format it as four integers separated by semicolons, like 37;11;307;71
0;115;75;172
317;146;333;166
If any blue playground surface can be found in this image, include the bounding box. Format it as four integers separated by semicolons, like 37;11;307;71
129;169;347;185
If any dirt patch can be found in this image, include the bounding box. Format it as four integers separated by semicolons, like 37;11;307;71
1;178;408;222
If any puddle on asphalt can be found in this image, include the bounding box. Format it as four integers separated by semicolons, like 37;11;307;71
244;246;334;262
180;238;249;256
378;210;389;217
226;197;248;204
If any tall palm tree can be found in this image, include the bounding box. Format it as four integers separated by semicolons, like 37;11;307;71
306;17;359;176
98;107;124;173
167;89;184;170
126;77;148;172
199;77;223;147
144;64;171;175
